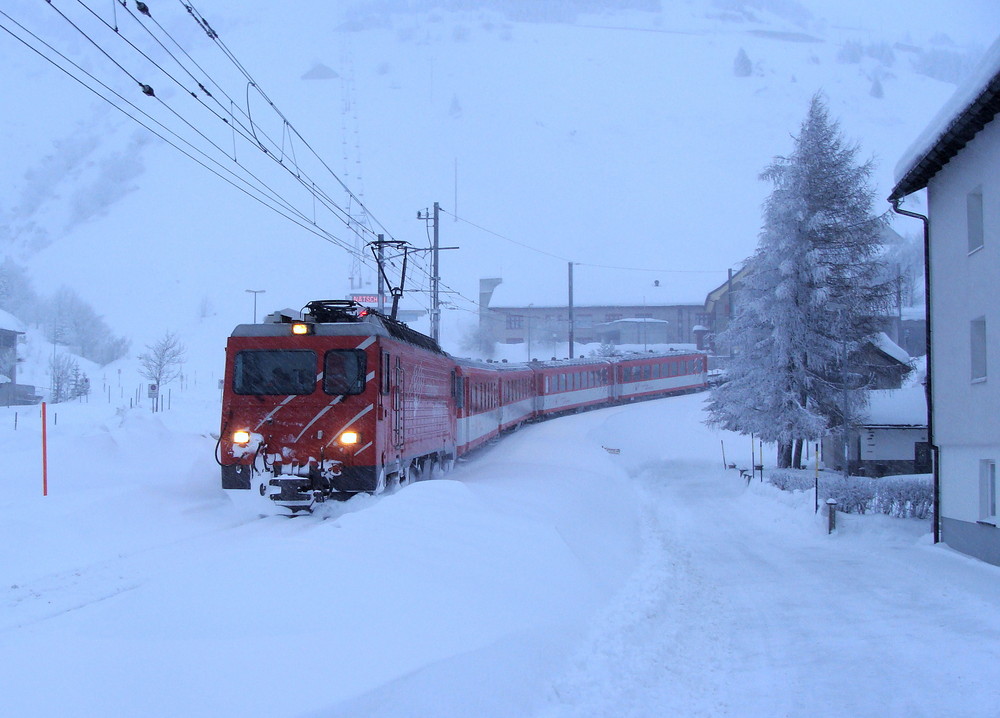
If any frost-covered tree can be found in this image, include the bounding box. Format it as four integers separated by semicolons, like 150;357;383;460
45;286;131;366
138;332;186;411
706;93;894;468
733;48;752;77
49;352;80;404
0;258;41;324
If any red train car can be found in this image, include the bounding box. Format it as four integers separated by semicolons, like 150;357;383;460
219;301;456;511
531;357;615;416
615;352;706;401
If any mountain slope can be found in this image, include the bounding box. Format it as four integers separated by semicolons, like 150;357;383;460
1;0;996;356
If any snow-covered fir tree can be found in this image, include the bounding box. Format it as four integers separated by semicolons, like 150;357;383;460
706;93;894;468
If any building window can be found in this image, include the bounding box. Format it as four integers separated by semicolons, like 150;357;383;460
980;460;997;522
506;314;523;330
971;316;987;382
968;187;984;253
605;313;622;322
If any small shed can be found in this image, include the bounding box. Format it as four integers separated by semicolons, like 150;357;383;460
823;381;929;477
0;325;40;406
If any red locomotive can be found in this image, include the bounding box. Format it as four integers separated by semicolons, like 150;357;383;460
218;300;706;512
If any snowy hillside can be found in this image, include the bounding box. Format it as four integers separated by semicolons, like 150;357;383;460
2;0;998;363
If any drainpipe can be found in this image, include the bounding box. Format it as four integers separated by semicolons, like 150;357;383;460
890;197;939;544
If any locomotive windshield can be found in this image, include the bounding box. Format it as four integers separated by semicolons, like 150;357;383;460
323;350;367;395
234;350;316;395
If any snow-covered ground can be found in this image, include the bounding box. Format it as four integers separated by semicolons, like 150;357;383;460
3;390;997;717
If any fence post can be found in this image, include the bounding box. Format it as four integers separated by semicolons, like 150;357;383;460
826;498;838;533
41;402;48;496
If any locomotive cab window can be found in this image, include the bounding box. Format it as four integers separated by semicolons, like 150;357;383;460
324;350;367;395
234;350;316;395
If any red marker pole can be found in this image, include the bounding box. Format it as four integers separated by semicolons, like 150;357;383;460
41;401;48;496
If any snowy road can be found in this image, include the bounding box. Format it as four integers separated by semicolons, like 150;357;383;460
2;394;998;717
532;400;1000;718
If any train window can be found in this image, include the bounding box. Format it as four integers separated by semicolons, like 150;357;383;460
323;350;367;395
381;353;391;394
643;366;651;380
453;372;464;408
234;350;316;396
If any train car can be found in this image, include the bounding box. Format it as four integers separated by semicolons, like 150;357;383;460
531;357;615;417
497;362;536;432
453;361;501;454
218;301;456;511
615;351;706;401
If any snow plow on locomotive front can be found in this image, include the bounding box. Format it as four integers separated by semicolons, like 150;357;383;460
219;301;398;513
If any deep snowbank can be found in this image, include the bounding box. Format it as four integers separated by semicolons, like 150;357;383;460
3;391;999;717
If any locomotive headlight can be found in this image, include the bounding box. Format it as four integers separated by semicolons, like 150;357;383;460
339;430;360;445
232;430;252;445
291;322;313;335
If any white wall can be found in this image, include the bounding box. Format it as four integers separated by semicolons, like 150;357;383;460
927;120;1000;523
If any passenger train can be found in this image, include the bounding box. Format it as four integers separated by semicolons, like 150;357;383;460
218;300;706;512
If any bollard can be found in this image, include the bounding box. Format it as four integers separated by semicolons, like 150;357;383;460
826;498;838;533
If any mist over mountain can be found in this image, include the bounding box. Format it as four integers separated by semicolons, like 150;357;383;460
1;0;996;360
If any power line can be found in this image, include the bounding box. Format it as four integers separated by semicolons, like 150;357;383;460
0;10;371;265
441;207;726;275
57;0;379;245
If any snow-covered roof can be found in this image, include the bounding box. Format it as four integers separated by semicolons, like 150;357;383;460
863;384;927;426
600;318;670;325
0;308;25;333
871;332;911;365
891;35;1000;200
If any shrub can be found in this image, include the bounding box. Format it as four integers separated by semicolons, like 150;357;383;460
766;471;932;519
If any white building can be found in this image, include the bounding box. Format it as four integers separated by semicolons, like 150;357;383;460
890;39;1000;566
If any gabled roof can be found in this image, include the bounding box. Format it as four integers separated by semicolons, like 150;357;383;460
703;264;750;312
890;38;1000;200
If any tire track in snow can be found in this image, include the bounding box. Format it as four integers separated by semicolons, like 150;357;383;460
537;465;747;718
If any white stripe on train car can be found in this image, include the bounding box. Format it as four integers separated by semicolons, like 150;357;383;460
254;394;297;430
354;441;373;456
356;336;376;351
500;397;534;425
620;374;702;396
293;396;344;443
458;410;501;446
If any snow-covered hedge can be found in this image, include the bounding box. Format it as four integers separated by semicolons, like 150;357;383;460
766;470;933;519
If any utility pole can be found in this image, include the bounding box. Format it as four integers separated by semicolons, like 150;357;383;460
245;289;266;323
376;234;385;314
419;202;459;344
432;202;440;342
568;262;575;359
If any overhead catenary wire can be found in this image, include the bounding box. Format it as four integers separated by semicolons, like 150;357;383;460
9;3;685;320
174;0;394;241
441;207;725;275
0;10;371;265
55;0;380;245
